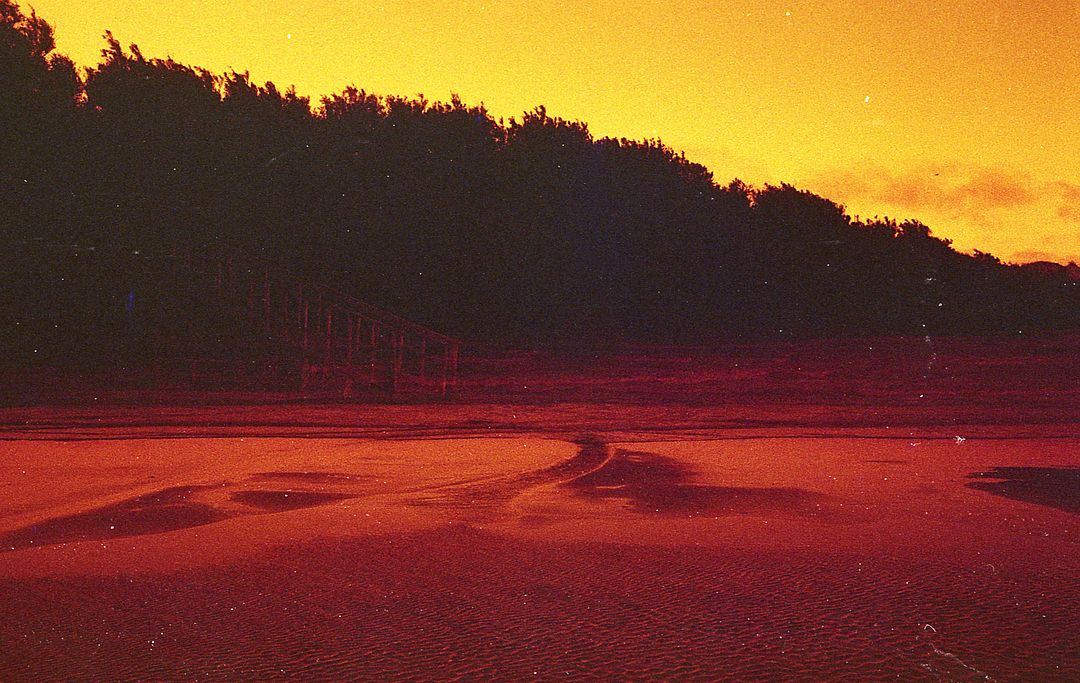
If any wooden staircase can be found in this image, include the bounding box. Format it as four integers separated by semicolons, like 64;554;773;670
5;240;461;400
208;250;460;398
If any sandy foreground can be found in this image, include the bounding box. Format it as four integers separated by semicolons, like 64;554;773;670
1;402;1078;681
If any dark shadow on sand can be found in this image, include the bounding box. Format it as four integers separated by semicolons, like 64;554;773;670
0;486;230;551
2;484;361;551
565;449;830;516
968;466;1080;515
230;490;355;512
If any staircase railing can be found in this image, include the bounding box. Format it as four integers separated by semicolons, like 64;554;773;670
8;239;461;399
208;248;461;398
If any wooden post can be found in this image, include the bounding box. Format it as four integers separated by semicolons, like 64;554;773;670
282;282;290;338
346;313;354;365
418;337;427;383
358;317;366;392
369;321;379;387
325;305;333;366
263;268;271;333
445;342;459;398
390;329;404;393
440;346;450;397
302;300;309;352
296;284;304;340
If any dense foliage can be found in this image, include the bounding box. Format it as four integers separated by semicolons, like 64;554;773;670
4;3;1078;348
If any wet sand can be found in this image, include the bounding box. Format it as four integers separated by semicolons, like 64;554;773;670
1;427;1078;681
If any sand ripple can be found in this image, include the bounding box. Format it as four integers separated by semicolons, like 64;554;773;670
1;527;1077;681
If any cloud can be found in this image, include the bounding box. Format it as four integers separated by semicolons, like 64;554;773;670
804;164;1080;264
1010;250;1072;264
809;164;1038;221
1052;181;1080;222
811;164;1080;232
1008;249;1080;266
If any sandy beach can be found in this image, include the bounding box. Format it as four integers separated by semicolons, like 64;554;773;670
1;336;1078;681
4;0;1078;675
2;405;1078;681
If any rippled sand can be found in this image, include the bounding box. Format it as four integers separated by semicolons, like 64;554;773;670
1;431;1078;681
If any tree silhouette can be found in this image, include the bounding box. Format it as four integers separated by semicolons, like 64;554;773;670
0;0;79;241
3;3;1079;363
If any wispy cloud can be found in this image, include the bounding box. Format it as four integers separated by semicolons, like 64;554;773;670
1010;250;1073;264
810;164;1039;222
1052;181;1080;222
805;163;1080;264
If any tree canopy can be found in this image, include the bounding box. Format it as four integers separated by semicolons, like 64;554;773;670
3;4;1078;351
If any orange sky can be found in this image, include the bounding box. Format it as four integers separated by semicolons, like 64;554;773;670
26;0;1080;263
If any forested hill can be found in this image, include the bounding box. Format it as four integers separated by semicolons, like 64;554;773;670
4;3;1079;347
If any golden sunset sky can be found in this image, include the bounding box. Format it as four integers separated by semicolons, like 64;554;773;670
26;0;1080;263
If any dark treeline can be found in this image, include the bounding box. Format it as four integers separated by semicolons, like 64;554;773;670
4;3;1079;350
